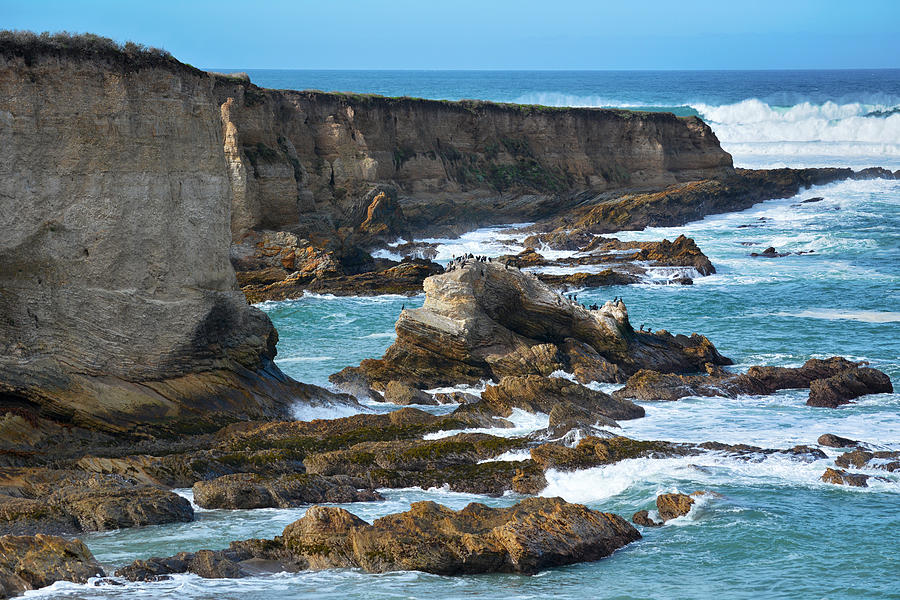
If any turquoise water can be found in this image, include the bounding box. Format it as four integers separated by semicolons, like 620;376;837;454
32;72;900;599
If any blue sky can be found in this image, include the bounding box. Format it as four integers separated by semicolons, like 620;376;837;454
2;0;899;70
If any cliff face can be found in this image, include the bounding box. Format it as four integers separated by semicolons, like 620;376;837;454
0;44;339;436
212;84;734;241
0;38;734;437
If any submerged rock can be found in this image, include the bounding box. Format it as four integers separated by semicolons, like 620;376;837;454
821;468;869;487
333;261;729;390
613;357;893;405
0;534;104;598
530;436;695;471
454;375;643;429
613;367;772;402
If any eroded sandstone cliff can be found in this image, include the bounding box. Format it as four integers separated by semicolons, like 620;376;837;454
0;36;344;437
213;80;735;242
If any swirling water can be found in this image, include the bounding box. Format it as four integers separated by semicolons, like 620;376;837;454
37;71;900;599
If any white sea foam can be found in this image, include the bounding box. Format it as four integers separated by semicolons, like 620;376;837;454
423;408;549;440
773;309;900;324
541;452;899;505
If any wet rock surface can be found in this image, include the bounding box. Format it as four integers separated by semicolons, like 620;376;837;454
119;497;641;579
821;468;870;487
0;470;193;536
333;261;730;390
0;534;104;598
192;473;382;509
455;375;643;428
613;357;892;407
817;433;859;448
806;368;893;408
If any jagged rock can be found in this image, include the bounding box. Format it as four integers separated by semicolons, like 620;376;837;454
301;434;542;496
333;262;729;390
119;498;640;578
0;534;104;597
614;358;893;404
531;436;694;471
835;449;900;472
283;498;641;574
821;468;869;487
462;375;643;427
383;381;435;405
192;473;382;509
632;510;662;527
802;197;825;203
655;493;695;521
817;433;859;448
806;368;893;408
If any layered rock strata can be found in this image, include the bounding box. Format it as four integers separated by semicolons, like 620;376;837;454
332;262;729;390
0;34;351;437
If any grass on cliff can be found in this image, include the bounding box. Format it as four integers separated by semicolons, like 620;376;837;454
0;30;179;69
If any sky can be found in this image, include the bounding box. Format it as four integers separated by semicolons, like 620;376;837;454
2;0;899;70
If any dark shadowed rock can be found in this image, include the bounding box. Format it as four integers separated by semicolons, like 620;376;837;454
0;534;104;597
613;367;772;402
383;381;435;405
0;470;193;535
817;433;859;448
192;473;382;509
632;510;662;527
807;368;893;408
746;357;863;390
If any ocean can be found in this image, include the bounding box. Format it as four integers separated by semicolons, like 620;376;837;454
38;71;900;599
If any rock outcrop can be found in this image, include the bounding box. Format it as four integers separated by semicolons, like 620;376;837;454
613;357;893;406
0;34;353;437
454;375;643;429
0;534;103;598
192;473;381;509
118;497;640;579
820;468;870;488
333;261;730;390
0;469;193;536
806;368;893;408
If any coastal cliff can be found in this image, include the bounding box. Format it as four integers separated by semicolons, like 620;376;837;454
0;36;344;437
213;81;734;241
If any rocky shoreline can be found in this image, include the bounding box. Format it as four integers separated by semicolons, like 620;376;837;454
1;33;898;598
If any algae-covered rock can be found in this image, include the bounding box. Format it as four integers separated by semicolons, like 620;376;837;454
0;534;103;597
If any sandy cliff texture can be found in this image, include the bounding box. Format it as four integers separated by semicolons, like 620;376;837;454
0;40;340;437
212;82;735;242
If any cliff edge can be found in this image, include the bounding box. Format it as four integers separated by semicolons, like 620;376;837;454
0;34;344;437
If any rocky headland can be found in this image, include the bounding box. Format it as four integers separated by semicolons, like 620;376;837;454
1;33;898;597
